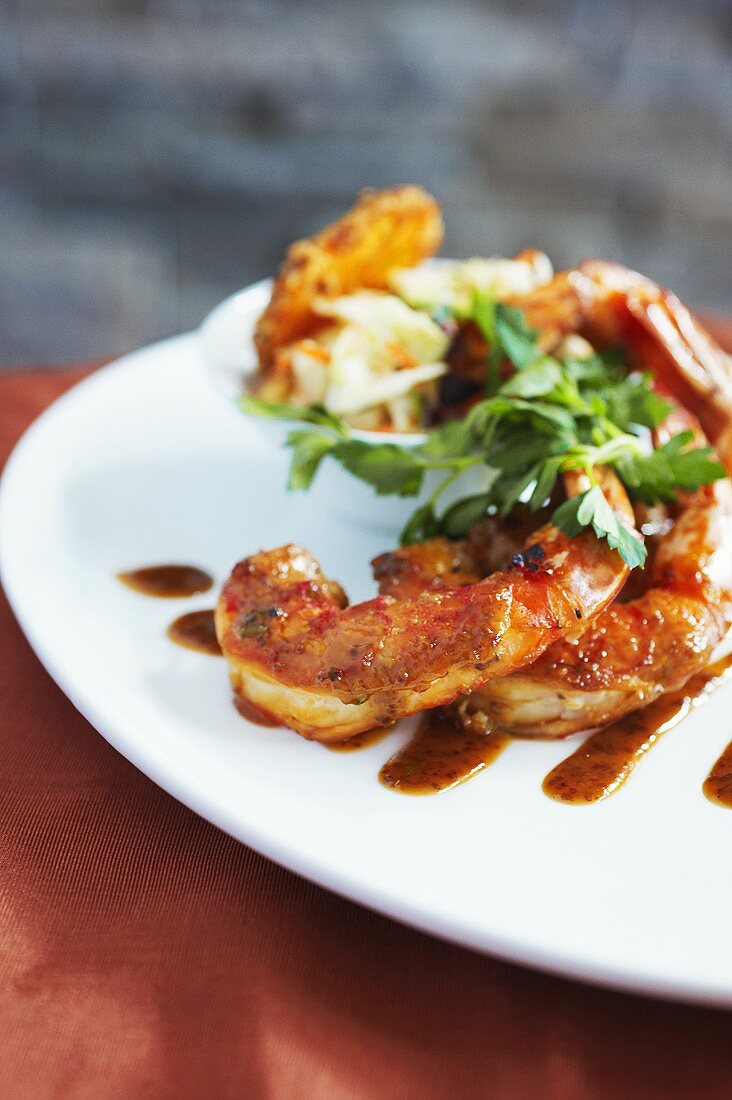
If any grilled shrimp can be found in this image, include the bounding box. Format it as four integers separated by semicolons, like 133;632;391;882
373;266;732;738
482;265;732;734
476;409;732;736
376;477;732;739
373;505;554;601
516;259;732;467
216;470;635;740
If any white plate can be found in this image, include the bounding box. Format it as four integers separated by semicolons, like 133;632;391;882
3;332;732;1008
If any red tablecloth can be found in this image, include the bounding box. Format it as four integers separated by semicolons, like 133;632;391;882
2;361;732;1099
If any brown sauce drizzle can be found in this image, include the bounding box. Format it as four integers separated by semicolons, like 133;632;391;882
326;726;394;753
379;707;509;795
166;610;221;656
544;653;732;805
117;564;213;598
703;743;732;807
542;695;690;805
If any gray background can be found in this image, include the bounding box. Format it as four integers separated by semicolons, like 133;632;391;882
2;0;731;366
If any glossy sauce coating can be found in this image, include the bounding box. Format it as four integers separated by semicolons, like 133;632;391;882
544;653;732;804
166;610;221;655
326;726;394;753
379;708;509;795
117;564;213;598
216;479;634;742
233;692;282;728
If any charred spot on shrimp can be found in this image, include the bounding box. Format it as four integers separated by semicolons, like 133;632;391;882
510;544;546;574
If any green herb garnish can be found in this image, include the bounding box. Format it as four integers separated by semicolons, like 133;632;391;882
241;297;725;569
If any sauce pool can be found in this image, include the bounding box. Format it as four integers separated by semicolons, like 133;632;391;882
326;726;394;753
544;653;732;805
379;707;509;795
117;564;213;598
542;694;690;805
166;609;221;655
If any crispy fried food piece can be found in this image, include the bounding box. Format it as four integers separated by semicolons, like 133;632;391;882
253;186;444;370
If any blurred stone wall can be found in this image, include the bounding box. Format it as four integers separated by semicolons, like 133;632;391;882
1;0;731;364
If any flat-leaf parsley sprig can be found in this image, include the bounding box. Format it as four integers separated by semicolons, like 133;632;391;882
240;295;725;569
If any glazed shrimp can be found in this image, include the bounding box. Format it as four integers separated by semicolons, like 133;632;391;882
373;267;732;738
481;265;732;734
376;412;732;739
516;259;732;467
373;505;553;601
216;470;635;740
475;408;732;737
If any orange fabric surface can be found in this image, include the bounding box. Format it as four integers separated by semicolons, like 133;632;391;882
2;362;732;1100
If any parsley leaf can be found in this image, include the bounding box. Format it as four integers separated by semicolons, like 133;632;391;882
399;502;441;544
486;431;567;479
482;394;576;436
617;432;726;503
332;441;425;497
471;294;542;389
529;455;564;508
494;303;541;367
239;395;347;434
416;416;478;461
499;357;563;398
470;292;502;394
439;493;492;538
493;465;543;515
564;349;625;387
602;373;673;432
552;486;647;569
471;291;497;346
286;430;337;491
